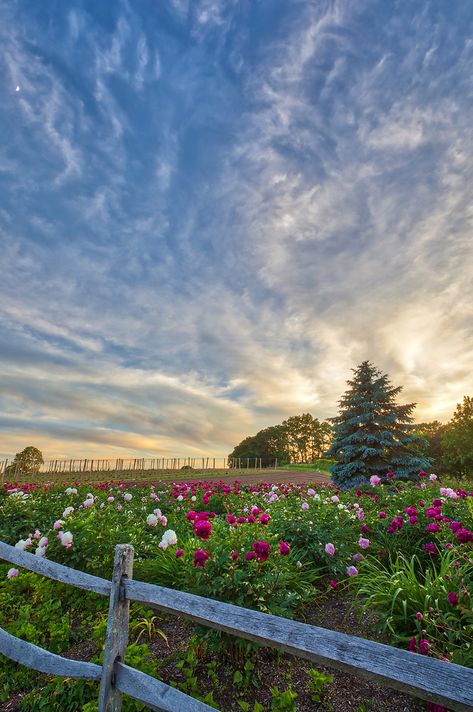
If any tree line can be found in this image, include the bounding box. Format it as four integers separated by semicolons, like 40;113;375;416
229;361;473;485
228;413;332;467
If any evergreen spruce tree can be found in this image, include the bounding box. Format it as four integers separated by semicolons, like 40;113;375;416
327;361;430;488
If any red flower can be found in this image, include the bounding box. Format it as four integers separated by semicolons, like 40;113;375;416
193;549;209;567
328;580;337;589
194;519;212;539
447;592;459;606
252;541;270;561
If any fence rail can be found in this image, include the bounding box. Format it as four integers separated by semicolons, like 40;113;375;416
1;540;472;712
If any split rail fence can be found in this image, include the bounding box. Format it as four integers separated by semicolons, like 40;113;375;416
1;540;472;712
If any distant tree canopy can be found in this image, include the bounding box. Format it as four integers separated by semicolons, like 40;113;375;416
6;446;44;476
228;414;332;466
441;396;473;481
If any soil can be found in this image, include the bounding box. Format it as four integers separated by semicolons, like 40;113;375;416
0;590;432;712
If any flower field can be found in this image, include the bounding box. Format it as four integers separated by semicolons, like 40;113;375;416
1;473;472;711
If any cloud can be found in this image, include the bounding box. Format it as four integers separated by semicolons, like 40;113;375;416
0;0;472;461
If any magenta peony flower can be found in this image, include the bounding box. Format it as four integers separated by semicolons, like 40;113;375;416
456;528;473;543
346;566;358;577
231;551;239;560
427;523;440;533
175;549;184;558
386;471;394;479
194;519;212;539
260;513;270;525
185;510;198;521
419;638;430;655
247;515;256;523
328;580;338;589
325;543;336;556
252;541;270;561
360;524;369;535
416;612;423;620
447;592;459;606
195;511;210;521
245;551;256;561
423;543;437;554
236;516;245;524
379;511;387;519
227;514;236;525
450;521;463;533
279;541;290;555
409;637;417;652
193;549;209;567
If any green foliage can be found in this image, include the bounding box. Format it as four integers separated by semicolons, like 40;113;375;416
306;668;333;703
269;685;298;711
357;550;473;665
441;396;473;481
228;414;333;466
6;446;44;476
327;361;430;487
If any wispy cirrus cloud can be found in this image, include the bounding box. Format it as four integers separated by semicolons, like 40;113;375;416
0;0;472;460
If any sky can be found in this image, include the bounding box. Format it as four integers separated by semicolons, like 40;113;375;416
1;0;473;461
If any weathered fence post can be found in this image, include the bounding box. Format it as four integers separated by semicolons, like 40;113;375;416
98;544;134;711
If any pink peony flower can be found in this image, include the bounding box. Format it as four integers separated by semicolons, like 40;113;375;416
301;502;309;510
419;638;430;655
325;543;336;556
357;509;365;520
194;519;212;539
38;537;48;547
7;568;19;579
369;475;381;486
456;528;473;544
358;538;370;549
346;566;358;577
61;531;73;548
193;549;209;567
331;496;340;504
53;520;64;530
307;488;316;497
107;496;115;502
429;474;438;482
116;504;123;510
252;541;270;561
416;612;423;620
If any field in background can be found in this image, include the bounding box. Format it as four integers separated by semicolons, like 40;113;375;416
2;466;332;487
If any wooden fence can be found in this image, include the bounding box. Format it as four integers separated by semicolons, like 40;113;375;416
0;456;270;481
1;540;472;712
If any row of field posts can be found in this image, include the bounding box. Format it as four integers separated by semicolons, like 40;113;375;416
0;456;278;482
